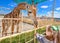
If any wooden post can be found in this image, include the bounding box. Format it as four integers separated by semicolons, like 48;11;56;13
16;10;20;33
32;5;38;43
11;18;14;34
2;20;5;37
5;20;8;36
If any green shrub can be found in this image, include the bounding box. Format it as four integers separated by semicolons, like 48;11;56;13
36;27;46;34
0;38;10;43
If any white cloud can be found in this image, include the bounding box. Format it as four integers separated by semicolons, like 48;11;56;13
41;6;48;8
0;10;7;14
54;13;60;18
56;7;60;10
47;11;52;17
47;11;60;18
8;4;14;7
47;11;58;14
8;3;17;7
0;7;11;10
11;5;14;7
6;8;11;10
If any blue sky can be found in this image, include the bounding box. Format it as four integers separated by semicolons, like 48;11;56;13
0;0;60;18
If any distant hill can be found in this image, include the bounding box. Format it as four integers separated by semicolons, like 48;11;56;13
0;14;4;16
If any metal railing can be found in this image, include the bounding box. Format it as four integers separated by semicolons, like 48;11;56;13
0;18;60;43
0;18;34;37
0;24;45;43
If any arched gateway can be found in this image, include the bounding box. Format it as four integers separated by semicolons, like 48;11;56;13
2;3;38;36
